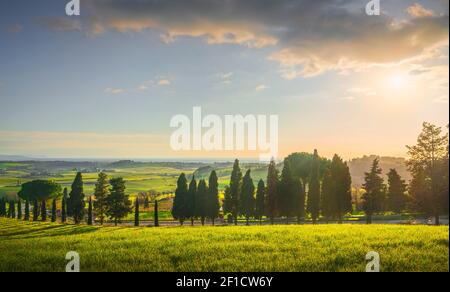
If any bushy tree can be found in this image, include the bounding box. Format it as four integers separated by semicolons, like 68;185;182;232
172;173;188;225
255;180;266;224
68;172;85;224
266;159;279;224
106;178;132;226
240;170;255;225
362;159;385;224
93;172;109;225
386;169;408;213
18;180;62;221
206;171;220;225
307;150;321;224
407;122;448;225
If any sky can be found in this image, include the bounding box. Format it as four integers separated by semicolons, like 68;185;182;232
0;0;448;160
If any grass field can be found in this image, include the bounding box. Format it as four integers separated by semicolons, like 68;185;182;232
0;218;448;272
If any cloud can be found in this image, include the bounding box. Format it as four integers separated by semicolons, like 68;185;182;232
138;85;149;91
6;24;23;33
42;0;448;79
255;84;269;91
347;87;377;96
37;17;82;31
157;79;171;86
407;3;435;18
219;72;233;84
104;87;125;94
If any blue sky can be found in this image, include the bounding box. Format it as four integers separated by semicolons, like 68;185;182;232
0;0;448;159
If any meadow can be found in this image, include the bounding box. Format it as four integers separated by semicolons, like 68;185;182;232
0;218;448;272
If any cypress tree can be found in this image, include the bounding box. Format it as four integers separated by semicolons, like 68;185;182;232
207;171;220;226
240;170;255;226
386;169;407;213
154;199;159;227
187;175;197;226
134;197;140;227
68;172;85;224
255;179;266;225
32;199;39;221
294;179;306;224
41;200;47;221
307;150;321;224
280;160;296;224
9;201;15;218
24;199;30;221
228;159;242;225
105;178;132;226
321;168;334;222
196;179;208;226
51;198;57;222
17;199;22;220
172;173;188;225
87;196;93;225
362;159;385;224
266;158;279;225
94;172;109;225
61;188;67;223
0;198;6;217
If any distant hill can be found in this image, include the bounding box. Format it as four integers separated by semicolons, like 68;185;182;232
348;155;411;187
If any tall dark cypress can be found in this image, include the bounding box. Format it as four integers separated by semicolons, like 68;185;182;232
68;172;85;224
228;159;242;225
280;160;296;223
17;199;22;220
172;173;188;225
24;199;30;221
32;199;39;221
87;196;93;225
266;159;279;225
61;189;67;223
196;179;208;226
294;179;306;224
9;201;15;219
154;199;159;227
307;150;321;224
207;171;220;226
0;198;6;217
187;175;197;226
240;170;255;225
41;200;47;221
51;199;57;222
255;179;266;225
134;197;140;227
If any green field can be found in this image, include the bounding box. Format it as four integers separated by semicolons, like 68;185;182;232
0;218;448;272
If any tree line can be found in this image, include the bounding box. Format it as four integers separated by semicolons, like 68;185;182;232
1;122;448;226
0;172;156;227
171;122;449;225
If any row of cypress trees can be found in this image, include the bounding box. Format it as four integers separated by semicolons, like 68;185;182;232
171;170;221;225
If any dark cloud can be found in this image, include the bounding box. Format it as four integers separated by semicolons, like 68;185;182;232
48;0;450;77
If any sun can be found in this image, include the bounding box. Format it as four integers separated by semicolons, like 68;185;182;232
389;74;408;90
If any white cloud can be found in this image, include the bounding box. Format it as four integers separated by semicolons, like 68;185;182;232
104;87;125;94
407;3;435;18
255;84;269;91
157;79;171;86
